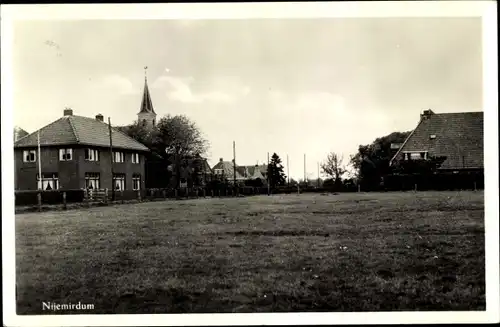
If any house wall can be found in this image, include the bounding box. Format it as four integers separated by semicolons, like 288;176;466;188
14;146;146;191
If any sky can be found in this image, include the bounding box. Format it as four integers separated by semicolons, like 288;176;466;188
12;18;482;180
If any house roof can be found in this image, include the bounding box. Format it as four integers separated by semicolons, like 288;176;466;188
14;114;150;152
212;160;268;180
390;111;483;170
13;126;29;142
138;77;156;114
212;161;246;180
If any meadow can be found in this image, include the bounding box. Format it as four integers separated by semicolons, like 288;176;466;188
15;191;485;314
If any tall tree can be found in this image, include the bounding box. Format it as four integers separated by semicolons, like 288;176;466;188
267;153;287;190
321;152;346;187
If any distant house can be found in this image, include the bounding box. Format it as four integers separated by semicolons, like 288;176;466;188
212;158;268;185
14;109;149;191
168;155;213;189
389;109;483;173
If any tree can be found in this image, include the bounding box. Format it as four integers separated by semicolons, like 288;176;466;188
267;153;287;190
321;152;346;187
350;131;411;189
120;114;209;188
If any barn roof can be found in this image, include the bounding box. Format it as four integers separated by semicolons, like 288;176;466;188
390;110;483;170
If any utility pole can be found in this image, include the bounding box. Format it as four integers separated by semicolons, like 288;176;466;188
317;161;320;187
108;117;115;201
37;130;42;190
287;154;290;187
233;141;237;188
267;152;270;196
304;153;306;184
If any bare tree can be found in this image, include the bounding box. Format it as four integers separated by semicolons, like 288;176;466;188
321;152;346;185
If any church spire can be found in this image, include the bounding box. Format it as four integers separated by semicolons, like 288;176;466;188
137;66;157;127
138;66;156;114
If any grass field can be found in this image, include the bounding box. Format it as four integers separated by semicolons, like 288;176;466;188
15;191;485;314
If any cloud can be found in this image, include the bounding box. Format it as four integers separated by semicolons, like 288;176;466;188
98;74;138;95
152;75;250;104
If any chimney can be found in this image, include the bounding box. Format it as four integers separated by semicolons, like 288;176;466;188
63;108;73;116
95;114;104;122
219;158;223;162
420;108;435;120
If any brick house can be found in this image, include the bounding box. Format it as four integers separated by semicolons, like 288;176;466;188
389;109;483;172
14;109;149;191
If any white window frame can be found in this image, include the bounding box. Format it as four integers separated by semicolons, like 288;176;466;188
404;151;429;160
113;174;126;191
114;151;125;163
37;173;59;190
59;148;73;161
131;153;140;164
132;175;141;190
214;168;223;175
85;173;100;190
85;148;99;161
23;150;36;162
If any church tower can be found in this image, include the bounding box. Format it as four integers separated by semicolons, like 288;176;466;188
137;66;157;128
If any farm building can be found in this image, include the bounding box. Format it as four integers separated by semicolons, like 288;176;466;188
389;109;483;173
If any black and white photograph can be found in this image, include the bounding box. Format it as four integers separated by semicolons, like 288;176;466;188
1;2;498;326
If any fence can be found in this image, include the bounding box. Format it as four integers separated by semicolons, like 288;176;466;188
15;172;484;210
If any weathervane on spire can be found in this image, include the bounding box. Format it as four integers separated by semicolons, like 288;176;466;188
144;66;148;81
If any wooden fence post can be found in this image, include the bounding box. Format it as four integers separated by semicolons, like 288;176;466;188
37;192;42;212
63;191;67;210
104;188;108;204
121;190;124;204
414;184;418;192
175;189;178;199
203;189;206;198
357;184;361;193
163;189;167;200
137;189;141;201
474;181;477;191
218;189;221;198
211;190;214;197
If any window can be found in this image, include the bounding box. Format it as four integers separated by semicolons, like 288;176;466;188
85;173;100;190
405;152;428;160
23;150;36;162
113;174;126;191
132;174;141;190
430;134;436;139
410;153;422;160
37;173;59;190
114;151;125;163
85;149;99;161
131;153;140;164
214;168;223;175
59;148;73;161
